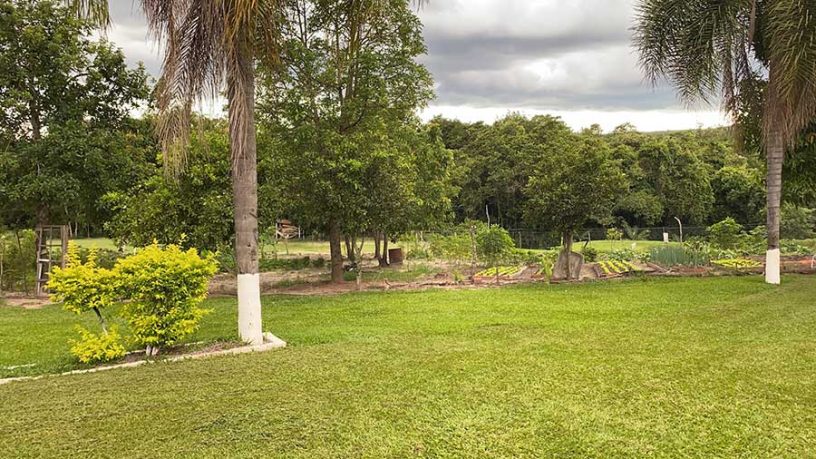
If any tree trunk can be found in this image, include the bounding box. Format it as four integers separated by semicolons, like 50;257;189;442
329;220;344;283
374;232;381;262
229;32;263;345
377;232;389;267
345;235;354;264
382;235;389;266
92;307;108;335
355;236;365;291
564;230;573;280
765;127;784;285
470;225;478;269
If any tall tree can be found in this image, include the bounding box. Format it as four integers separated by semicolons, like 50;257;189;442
454;114;572;228
524;134;628;279
66;0;285;344
257;0;434;283
0;0;150;230
634;0;816;284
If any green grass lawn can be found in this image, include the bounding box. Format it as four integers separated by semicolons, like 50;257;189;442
68;237;376;257
63;237;129;252
579;239;679;253
2;276;816;456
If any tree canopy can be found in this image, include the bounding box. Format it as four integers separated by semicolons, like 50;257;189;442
0;0;151;229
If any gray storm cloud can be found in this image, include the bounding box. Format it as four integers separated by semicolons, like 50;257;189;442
103;0;721;129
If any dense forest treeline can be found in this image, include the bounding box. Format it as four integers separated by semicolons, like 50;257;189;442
436;116;772;230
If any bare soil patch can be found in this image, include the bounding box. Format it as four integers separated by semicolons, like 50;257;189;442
0;294;50;309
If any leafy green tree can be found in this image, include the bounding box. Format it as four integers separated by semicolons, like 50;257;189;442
781;204;815;240
257;0;436;282
105;120;234;250
476;226;515;285
711;166;765;225
707;217;744;249
524;135;628;273
637;139;714;225
432;116;487;151
454;114;573;227
0;0;150;229
615;190;664;227
783;128;816;207
634;0;816;284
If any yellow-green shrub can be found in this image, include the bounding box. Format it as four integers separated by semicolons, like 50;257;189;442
70;326;126;364
114;243;217;354
48;243;116;329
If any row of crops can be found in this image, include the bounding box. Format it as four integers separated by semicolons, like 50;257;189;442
711;258;762;269
474;266;523;277
597;260;642;276
472;257;767;281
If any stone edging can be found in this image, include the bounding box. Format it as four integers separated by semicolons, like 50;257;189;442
0;333;287;386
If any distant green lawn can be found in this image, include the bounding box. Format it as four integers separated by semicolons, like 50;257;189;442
72;236;670;258
2;276;816;456
578;239;678;253
69;237;375;257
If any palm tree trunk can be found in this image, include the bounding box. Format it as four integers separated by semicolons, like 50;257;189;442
765;128;784;285
229;33;263;345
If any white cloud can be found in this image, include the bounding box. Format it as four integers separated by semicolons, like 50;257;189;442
421;105;729;133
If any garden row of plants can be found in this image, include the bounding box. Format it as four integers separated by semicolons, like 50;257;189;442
405;217;816;279
588;218;815;269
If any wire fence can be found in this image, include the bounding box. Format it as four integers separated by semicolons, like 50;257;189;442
390;224;766;252
290;223;768;252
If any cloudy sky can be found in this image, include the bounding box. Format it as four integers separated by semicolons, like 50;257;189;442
106;0;728;132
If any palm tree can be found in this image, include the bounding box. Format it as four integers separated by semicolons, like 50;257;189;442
67;0;281;344
634;0;816;285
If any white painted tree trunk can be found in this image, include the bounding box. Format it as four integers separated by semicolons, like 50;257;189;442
238;274;263;345
765;122;784;285
765;249;781;285
229;30;264;345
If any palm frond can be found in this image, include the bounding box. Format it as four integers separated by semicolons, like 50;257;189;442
138;0;287;177
64;0;110;26
763;0;816;146
633;0;756;112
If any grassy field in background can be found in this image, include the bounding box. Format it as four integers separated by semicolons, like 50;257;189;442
70;236;671;257
2;276;816;456
576;239;677;253
67;238;375;257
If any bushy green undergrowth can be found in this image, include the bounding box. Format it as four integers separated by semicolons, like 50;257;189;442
0;230;36;293
69;326;126;364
